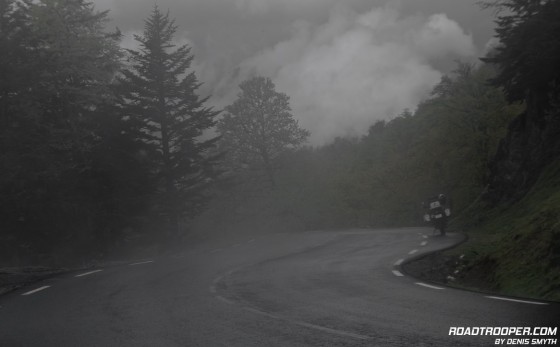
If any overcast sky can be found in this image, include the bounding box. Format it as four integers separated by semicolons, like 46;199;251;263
94;0;497;145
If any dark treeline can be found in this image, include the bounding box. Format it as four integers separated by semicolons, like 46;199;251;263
1;1;219;265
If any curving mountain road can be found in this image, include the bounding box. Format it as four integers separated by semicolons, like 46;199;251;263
0;228;558;346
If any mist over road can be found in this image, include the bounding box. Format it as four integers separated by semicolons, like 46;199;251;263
1;228;557;346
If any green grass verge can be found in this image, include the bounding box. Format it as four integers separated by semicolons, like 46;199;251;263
446;160;560;301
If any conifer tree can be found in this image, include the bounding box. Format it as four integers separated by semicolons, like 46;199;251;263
118;6;220;235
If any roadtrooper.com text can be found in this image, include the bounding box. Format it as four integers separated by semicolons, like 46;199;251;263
449;327;557;336
449;327;557;345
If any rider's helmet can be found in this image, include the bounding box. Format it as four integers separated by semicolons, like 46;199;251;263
438;193;446;201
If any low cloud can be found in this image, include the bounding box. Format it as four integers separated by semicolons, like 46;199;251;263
216;4;476;145
233;0;338;15
92;0;481;145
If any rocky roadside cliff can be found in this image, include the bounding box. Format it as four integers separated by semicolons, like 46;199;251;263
485;96;560;205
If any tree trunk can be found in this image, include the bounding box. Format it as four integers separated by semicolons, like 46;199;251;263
159;94;180;237
261;149;275;188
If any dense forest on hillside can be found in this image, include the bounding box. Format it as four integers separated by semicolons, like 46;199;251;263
1;0;559;296
443;0;560;300
196;62;521;236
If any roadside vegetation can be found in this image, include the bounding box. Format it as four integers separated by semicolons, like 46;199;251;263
405;0;560;301
444;160;560;301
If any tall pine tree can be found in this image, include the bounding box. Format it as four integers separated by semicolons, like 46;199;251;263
118;7;220;237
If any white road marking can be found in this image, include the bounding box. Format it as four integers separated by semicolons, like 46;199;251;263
129;260;154;266
216;295;235;305
394;258;404;266
75;269;103;277
242;306;279;319
420;241;428;246
415;282;444;290
392;270;404;277
408;249;418;255
294;321;370;340
212;281;370;341
22;286;50;296
227;267;242;276
232;299;369;340
485;296;548;305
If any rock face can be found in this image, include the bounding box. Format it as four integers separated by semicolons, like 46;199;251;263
485;98;560;204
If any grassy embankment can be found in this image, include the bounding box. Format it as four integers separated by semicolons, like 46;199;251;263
447;160;560;301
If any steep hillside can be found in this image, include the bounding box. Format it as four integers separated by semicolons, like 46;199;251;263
439;0;560;301
485;104;560;204
438;83;560;302
449;159;560;301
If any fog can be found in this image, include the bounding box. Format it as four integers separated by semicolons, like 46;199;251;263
94;0;492;145
230;5;476;143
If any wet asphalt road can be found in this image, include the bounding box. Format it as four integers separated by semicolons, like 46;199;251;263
0;228;558;346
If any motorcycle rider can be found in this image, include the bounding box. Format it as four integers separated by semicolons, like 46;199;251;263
423;193;451;235
438;193;447;206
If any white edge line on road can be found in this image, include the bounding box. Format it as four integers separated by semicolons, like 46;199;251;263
420;241;428;246
216;295;235;305
235;301;369;340
242;306;279;319
392;270;404;277
415;282;444;290
408;249;418;255
227;266;243;276
129;260;154;266
294;321;370;340
75;269;103;277
485;296;548;305
211;277;370;341
394;258;404;266
22;286;50;296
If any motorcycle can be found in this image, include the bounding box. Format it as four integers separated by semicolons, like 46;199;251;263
423;196;451;236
